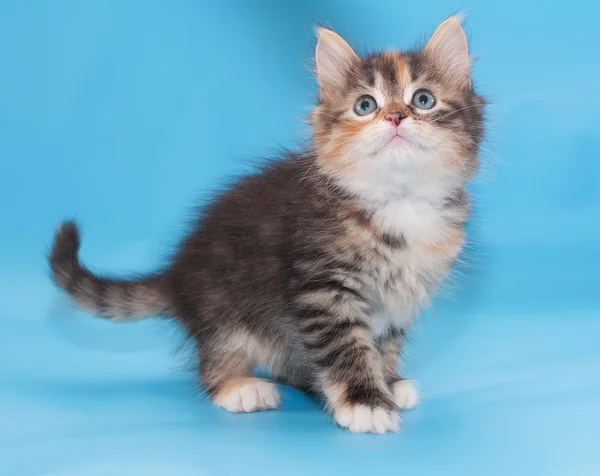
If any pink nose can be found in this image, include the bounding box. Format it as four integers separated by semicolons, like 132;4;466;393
384;112;405;126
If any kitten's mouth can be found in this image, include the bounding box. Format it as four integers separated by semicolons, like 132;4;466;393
387;131;407;145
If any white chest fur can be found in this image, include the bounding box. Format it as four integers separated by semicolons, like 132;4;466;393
371;198;450;246
366;197;465;337
333;160;468;336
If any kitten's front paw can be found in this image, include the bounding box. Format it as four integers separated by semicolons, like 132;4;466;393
213;378;280;413
392;379;419;409
335;405;400;434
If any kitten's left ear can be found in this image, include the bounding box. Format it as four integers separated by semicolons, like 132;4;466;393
315;28;359;93
424;15;471;87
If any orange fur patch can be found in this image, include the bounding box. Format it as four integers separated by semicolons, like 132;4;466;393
324;134;360;171
442;136;471;167
425;228;465;255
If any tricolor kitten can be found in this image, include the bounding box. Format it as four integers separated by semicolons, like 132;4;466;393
49;16;484;434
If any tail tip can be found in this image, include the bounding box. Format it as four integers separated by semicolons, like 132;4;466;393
49;220;82;284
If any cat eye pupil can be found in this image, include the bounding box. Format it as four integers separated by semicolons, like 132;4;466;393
360;100;370;110
418;94;428;105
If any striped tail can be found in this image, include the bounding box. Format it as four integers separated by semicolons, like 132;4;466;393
49;220;172;321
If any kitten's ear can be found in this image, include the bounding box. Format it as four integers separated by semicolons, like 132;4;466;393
315;28;359;93
424;15;471;87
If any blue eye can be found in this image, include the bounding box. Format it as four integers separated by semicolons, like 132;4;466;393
412;90;436;110
354;96;378;116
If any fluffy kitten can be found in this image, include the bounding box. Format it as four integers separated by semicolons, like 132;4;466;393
49;16;484;434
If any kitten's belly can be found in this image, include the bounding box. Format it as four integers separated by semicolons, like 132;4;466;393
367;229;465;337
371;310;412;337
368;268;429;337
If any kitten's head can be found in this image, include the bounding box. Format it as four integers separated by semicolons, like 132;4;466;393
310;16;485;188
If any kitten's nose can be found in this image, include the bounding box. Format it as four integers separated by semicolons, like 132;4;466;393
384;112;405;126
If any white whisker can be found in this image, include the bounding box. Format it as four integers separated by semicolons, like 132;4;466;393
425;104;482;124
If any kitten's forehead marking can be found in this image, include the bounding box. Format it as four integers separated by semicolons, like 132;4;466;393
402;60;450;109
375;54;410;105
396;56;411;103
403;57;428;105
395;54;411;89
373;72;387;108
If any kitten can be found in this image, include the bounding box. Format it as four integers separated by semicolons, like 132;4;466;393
49;16;484;434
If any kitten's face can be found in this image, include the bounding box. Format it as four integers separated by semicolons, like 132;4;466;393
311;17;484;185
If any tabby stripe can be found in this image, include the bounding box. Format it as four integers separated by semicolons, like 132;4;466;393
299;319;330;334
380;232;407;249
94;279;110;315
316;342;372;369
303;320;369;350
298;276;363;300
345;383;397;410
296;306;334;322
296;253;359;274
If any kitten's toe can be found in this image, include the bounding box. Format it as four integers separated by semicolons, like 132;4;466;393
335;404;400;434
392;379;419;410
213;378;281;413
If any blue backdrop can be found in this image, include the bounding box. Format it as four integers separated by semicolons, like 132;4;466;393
1;1;599;475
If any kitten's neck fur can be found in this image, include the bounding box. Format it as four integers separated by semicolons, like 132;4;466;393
316;148;468;246
316;141;467;200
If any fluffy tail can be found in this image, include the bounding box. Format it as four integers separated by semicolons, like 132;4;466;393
49;220;172;321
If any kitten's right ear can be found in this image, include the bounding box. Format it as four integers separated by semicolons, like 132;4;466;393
315;28;359;93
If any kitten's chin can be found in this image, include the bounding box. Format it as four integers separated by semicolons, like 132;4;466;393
376;137;417;159
367;142;445;174
388;135;407;147
366;136;412;160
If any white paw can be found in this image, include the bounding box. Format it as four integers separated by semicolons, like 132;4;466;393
392;379;419;410
213;379;281;413
335;405;400;434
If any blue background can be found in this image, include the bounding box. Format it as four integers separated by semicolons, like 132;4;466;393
1;1;599;475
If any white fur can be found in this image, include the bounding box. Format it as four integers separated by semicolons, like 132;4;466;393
371;72;388;111
368;270;429;336
335;405;400;434
392;380;419;409
371;196;449;244
370;311;403;338
346;148;466;333
213;379;281;413
403;83;417;107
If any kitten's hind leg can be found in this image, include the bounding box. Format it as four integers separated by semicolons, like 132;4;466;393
377;328;419;410
200;339;281;413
